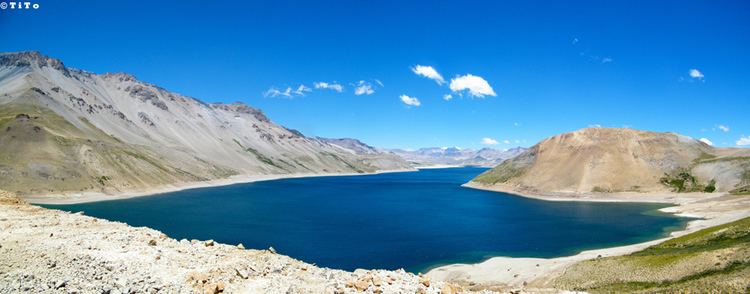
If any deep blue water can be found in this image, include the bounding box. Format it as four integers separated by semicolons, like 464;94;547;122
44;167;689;272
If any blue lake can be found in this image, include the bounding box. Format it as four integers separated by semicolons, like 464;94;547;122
44;167;689;273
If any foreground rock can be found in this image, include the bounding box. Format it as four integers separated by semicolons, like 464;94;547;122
0;191;488;293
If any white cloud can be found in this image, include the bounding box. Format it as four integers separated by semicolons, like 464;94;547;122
689;68;704;79
412;65;445;85
572;37;579;45
718;125;730;132
442;94;453;101
264;84;310;98
354;80;375;95
699;138;714;146
481;137;499;145
601;57;613;63
502;139;511;144
589;124;603;128
449;74;497;98
737;136;750;146
314;82;344;92
264;87;291;98
293;84;311;96
513;122;520;127
399;94;421;107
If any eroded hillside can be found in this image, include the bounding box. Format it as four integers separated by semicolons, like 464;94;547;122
472;128;750;195
0;51;411;197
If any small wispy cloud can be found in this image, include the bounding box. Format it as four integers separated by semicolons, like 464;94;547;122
313;82;344;92
412;65;445;85
513;122;520;127
264;84;311;98
354;80;376;95
573;39;613;64
442;94;453;101
264;87;291;98
481;137;499;145
399;94;421;107
294;84;311;95
718;125;730;132
689;68;705;80
502;139;511;144
699;138;714;146
589;124;603;128
449;74;496;98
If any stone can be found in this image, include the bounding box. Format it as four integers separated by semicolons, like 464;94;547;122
419;276;430;287
268;246;276;254
353;279;369;291
235;268;249;279
55;280;67;289
204;240;215;247
441;283;460;294
236;243;244;249
148;239;157;246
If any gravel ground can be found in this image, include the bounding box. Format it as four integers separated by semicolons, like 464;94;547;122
0;191;491;294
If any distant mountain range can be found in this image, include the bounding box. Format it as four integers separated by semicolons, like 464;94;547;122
387;146;527;167
471;127;750;195
0;51;411;196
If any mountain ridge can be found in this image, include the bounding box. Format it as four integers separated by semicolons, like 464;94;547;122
0;51;412;197
389;146;527;167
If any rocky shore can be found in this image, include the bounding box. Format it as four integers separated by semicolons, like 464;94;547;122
0;191;483;294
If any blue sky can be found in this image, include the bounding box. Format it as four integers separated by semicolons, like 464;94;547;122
2;1;749;149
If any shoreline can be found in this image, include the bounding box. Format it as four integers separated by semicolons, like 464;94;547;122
26;168;417;205
427;182;750;290
21;170;750;291
0;191;466;293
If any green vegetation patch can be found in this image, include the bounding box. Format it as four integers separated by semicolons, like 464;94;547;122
659;170;715;193
232;138;284;170
554;217;750;293
473;160;527;184
95;175;111;185
245;147;283;170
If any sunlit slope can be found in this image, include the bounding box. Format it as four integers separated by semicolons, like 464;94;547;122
554;216;750;292
0;51;411;196
472;128;750;194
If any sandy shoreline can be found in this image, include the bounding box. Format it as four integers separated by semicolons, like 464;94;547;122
25;168;416;205
427;182;750;290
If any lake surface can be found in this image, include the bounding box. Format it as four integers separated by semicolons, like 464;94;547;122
45;167;689;272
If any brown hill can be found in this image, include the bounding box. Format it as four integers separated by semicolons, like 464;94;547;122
471;128;750;195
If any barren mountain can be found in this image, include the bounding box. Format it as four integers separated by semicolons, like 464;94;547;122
389;147;526;167
471;128;750;195
0;51;410;197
